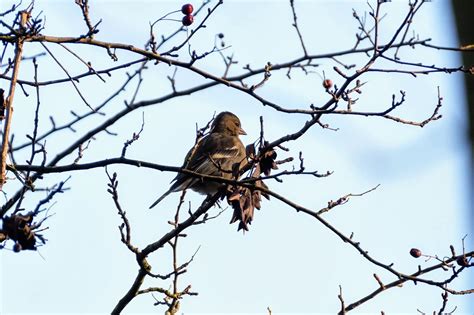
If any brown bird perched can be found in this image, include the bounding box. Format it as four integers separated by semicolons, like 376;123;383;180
149;111;247;209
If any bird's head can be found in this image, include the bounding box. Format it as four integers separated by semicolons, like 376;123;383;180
211;111;246;136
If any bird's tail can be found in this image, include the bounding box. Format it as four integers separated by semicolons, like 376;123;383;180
149;177;193;209
149;189;172;209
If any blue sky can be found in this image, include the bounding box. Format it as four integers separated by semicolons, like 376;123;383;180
0;0;472;314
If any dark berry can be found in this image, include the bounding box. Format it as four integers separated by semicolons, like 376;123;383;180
409;248;422;258
13;242;22;253
456;256;468;267
181;4;194;15
182;14;194;26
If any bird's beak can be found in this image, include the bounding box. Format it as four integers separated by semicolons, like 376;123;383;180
238;127;247;135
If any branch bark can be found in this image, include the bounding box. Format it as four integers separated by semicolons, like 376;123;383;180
0;11;28;188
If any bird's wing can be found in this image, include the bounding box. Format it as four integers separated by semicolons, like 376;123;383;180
149;134;245;209
188;133;245;174
171;134;245;190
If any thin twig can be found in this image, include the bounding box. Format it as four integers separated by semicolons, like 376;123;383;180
289;0;308;56
58;42;105;82
39;42;94;110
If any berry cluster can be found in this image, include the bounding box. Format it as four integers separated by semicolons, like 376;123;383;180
181;4;194;26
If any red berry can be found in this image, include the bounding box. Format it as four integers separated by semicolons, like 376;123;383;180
323;79;333;89
13;242;22;253
409;248;422;258
182;14;194;26
181;4;194;15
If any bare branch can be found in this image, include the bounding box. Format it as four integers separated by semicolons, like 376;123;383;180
0;10;28;188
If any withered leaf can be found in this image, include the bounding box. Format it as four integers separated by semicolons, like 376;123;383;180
226;141;278;231
246;143;256;159
2;212;42;251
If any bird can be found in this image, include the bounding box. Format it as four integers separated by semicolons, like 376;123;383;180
149;111;247;209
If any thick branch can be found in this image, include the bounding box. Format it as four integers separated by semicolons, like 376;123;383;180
0;11;28;188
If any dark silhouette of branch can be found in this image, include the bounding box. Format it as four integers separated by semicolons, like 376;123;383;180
1;1;473;313
0;10;28;188
111;192;220;314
